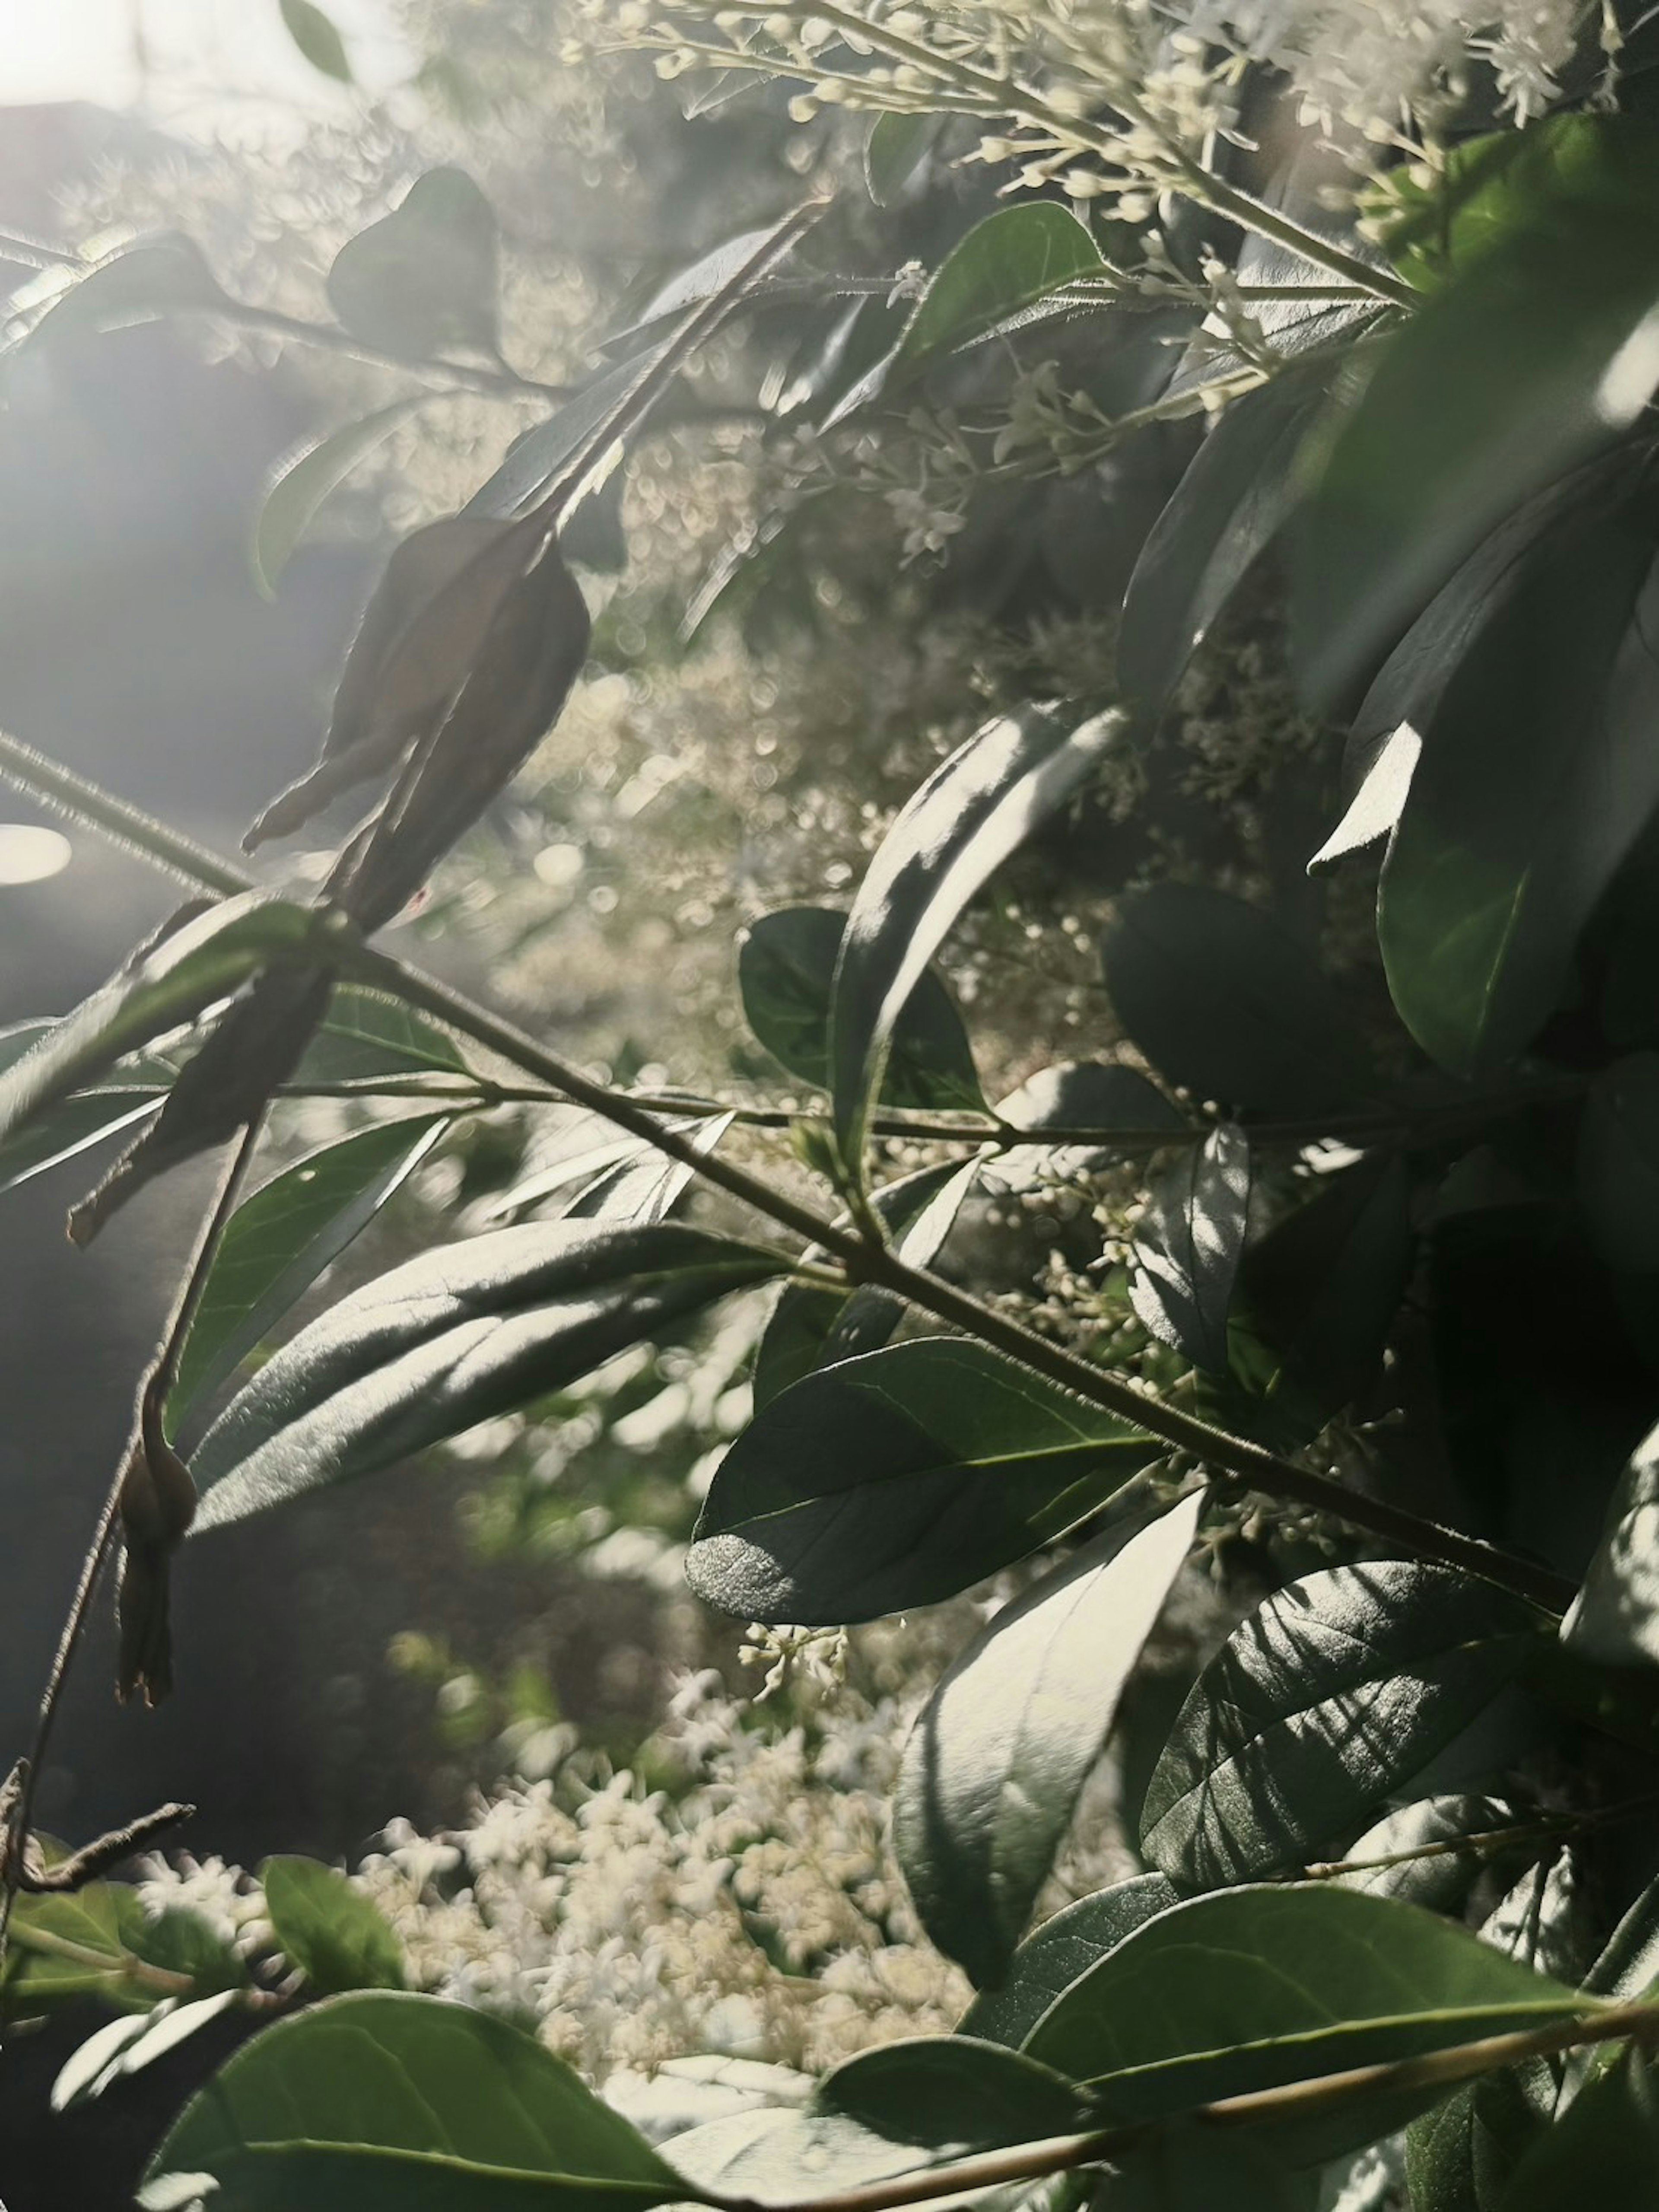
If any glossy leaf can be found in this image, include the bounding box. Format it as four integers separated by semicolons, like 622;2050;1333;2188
1578;1055;1659;1273
142;1991;681;2212
830;709;1118;1166
687;1337;1159;1625
1129;1125;1251;1374
1140;1563;1541;1887
1293;115;1659;703
1562;1416;1659;1669
896;1492;1202;1987
169;1115;449;1430
262;1857;408;1995
1024;1884;1588;2153
254;400;423;595
1378;510;1659;1078
327;169;499;358
0;895;322;1161
958;1875;1179;2050
280;0;353;81
1100;885;1370;1114
190;1223;782;1530
739;905;983;1114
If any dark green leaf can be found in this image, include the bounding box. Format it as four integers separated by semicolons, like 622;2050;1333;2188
1494;2051;1659;2210
830;710;1117;1168
687;1337;1159;1625
1104;2130;1318;2211
1579;1056;1659;1273
254;401;424;595
895;1492;1202;1987
142;1991;681;2212
864;112;938;207
958;1875;1179;2049
1377;511;1659;1077
1562;1416;1659;1669
1129;1125;1251;1374
0;895;323;1162
297;986;474;1085
262;1857;408;1995
280;0;353;81
327;170;499;358
190;1223;782;1529
170;1115;448;1431
1024;1885;1587;2157
1139;1563;1541;1888
1292;115;1659;703
1588;1865;1659;2001
1100;885;1371;1114
996;1063;1183;1143
1117;366;1327;723
740;905;983;1115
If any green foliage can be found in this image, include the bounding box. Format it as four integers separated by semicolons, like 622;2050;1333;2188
261;1859;408;1996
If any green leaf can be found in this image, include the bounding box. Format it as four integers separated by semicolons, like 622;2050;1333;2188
864;112;938;207
1100;885;1371;1114
54;1991;242;2110
958;1875;1179;2050
739;905;983;1114
686;1337;1159;1625
169;1115;449;1431
0;895;324;1162
830;709;1118;1168
3;1886;161;2014
190;1223;782;1530
20;232;225;357
895;1492;1202;1988
142;1991;682;2212
0;1023;175;1198
1578;1055;1659;1273
262;1858;408;1995
1377;508;1659;1078
1332;1795;1524;1914
280;0;353;81
1116;365;1327;723
254;401;424;595
327;169;499;359
1562;1416;1659;1669
1292;115;1659;703
1104;2131;1318;2211
468;346;674;519
1139;1563;1541;1888
995;1063;1184;1145
1024;1885;1589;2157
1494;2051;1659;2210
1129;1125;1251;1374
299;986;474;1085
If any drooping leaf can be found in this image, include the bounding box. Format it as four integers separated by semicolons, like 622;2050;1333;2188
958;1875;1179;2050
254;400;426;595
1377;508;1659;1078
169;1115;449;1432
0;895;323;1160
563;1110;735;1223
1292;114;1659;703
262;1858;408;1995
1116;365;1328;723
1139;1563;1542;1888
327;169;499;358
739;905;984;1114
1129;1125;1251;1374
1100;885;1371;1114
830;709;1119;1168
687;1337;1159;1625
896;1492;1203;1988
1578;1055;1659;1274
141;1991;682;2212
1561;1416;1659;1669
0;1023;176;1198
1024;1884;1589;2161
279;0;353;81
189;1223;782;1529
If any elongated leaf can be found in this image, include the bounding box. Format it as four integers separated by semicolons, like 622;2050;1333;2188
170;1115;449;1430
740;905;983;1114
958;1875;1179;2050
1100;885;1371;1114
1117;365;1326;722
467;347;674;520
190;1223;782;1529
830;709;1119;1168
254;400;424;595
280;0;353;81
1293;115;1659;703
0;1022;175;1197
299;987;474;1084
262;1858;407;1995
1378;509;1659;1078
1578;1055;1659;1274
1140;1563;1541;1888
1025;1886;1589;2162
142;1991;682;2212
54;1991;241;2112
21;232;225;357
564;1110;735;1223
896;1492;1203;1987
1562;1416;1659;1669
1129;1125;1250;1374
687;1337;1159;1625
0;895;323;1158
